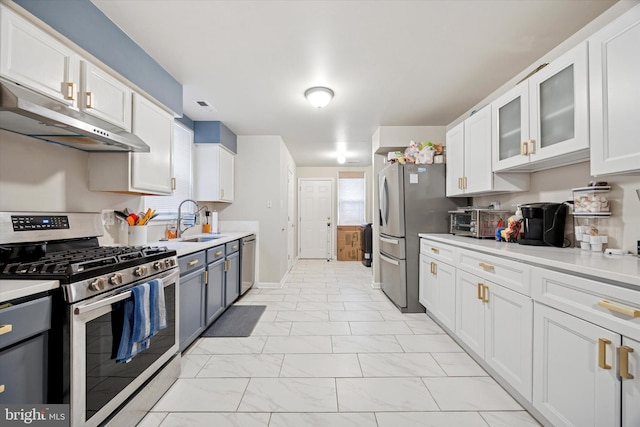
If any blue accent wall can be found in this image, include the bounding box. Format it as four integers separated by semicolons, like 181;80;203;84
14;0;183;115
176;115;194;130
194;121;237;153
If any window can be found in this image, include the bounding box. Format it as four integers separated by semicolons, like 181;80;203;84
337;171;365;225
144;122;193;218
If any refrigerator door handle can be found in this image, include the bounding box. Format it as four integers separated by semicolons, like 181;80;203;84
379;175;389;227
380;253;400;266
380;236;399;245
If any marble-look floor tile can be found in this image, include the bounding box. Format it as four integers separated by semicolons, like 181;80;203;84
197;354;284;378
396;334;464;353
179;354;210;378
253;302;297;311
299;288;341;295
283;294;328;302
192;337;267;354
343;301;396;311
375;411;490;427
349;320;413;335
296;302;346;311
480;411;541;426
290;321;351;336
280;353;362;377
258;288;300;295
337;378;438;411
358;353;446;377
405;320;446;335
159;412;270;427
274;310;329;322
238;378;337;412
379;311;432;321
329;310;384;321
240;294;285;302
262;335;333;353
257;310;277;322
424;377;522;411
431;352;488;376
251;321;292;336
153;378;248;411
137;412;167;427
269;412;377;427
327;294;373;302
332;335;403;353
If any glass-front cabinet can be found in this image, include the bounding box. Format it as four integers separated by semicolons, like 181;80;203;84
492;42;589;172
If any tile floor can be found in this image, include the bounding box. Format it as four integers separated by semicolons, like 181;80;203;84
139;260;540;427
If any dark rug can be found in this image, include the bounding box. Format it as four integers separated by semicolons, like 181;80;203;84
201;305;266;337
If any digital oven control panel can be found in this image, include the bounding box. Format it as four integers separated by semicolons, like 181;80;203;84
12;215;70;231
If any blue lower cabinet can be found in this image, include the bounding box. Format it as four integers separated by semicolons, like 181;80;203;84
206;257;225;325
225;250;240;306
178;252;206;352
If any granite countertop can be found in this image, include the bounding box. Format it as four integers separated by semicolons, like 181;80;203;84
0;231;255;303
419;233;640;288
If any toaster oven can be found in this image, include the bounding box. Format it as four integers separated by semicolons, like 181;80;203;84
449;208;511;238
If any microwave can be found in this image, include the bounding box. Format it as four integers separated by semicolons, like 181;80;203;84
449;208;511;238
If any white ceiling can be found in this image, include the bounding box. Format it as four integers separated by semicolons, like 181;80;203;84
92;0;615;167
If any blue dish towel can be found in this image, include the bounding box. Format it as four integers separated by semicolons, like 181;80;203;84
116;278;167;363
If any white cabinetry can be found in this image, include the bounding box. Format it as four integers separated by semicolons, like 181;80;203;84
532;266;640;427
446;106;529;197
80;61;132;131
194;144;235;202
88;93;173;195
455;269;533;400
0;4;133;132
589;5;640;176
419;253;456;331
492;43;589;172
0;5;78;105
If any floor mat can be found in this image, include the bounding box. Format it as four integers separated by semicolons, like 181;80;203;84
201;305;266;337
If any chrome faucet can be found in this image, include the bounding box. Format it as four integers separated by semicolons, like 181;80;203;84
177;199;199;238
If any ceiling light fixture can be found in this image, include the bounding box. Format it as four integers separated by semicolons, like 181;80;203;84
304;87;334;108
337;155;346;164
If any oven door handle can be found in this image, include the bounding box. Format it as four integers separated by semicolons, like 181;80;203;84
74;269;179;315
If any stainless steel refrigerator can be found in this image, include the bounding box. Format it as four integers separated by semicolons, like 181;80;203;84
378;163;467;312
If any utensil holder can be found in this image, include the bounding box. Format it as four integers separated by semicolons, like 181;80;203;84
128;226;147;246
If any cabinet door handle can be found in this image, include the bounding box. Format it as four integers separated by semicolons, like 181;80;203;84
521;141;528;155
528;139;536;154
188;259;199;266
0;324;12;335
0;384;4;394
171;178;177;191
478;262;495;271
458;177;462;190
477;283;484;301
482;285;489;303
203;270;208;285
620;346;634;380
598;300;640;318
430;262;437;275
431;247;440;254
463;176;467;190
64;82;76;100
224;259;230;272
85;92;94;108
598;338;612;370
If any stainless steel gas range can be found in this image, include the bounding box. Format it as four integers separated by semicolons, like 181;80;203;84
0;212;180;427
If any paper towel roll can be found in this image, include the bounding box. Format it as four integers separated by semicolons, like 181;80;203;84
211;211;219;233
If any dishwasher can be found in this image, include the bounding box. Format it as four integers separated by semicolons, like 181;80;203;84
240;234;256;295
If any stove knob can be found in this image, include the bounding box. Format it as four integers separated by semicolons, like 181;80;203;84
109;273;124;286
134;266;148;277
168;258;176;267
153;261;163;271
89;278;107;292
164;258;176;268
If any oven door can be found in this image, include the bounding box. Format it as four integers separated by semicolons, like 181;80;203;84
69;268;179;427
450;212;473;236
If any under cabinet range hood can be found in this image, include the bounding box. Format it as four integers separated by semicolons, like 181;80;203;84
0;78;150;152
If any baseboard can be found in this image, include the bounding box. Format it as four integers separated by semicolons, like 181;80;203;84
371;281;381;289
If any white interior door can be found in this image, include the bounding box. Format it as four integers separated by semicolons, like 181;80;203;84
299;179;332;259
287;168;295;270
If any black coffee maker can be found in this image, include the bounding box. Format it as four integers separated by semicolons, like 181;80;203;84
519;203;567;247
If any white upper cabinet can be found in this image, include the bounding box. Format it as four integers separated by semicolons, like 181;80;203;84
446;106;529;197
80;61;132;131
0;5;78;105
88;93;173;195
589;5;640;176
493;43;589;172
194;144;235;203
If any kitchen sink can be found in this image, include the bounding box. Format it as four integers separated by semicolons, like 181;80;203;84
181;234;226;243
